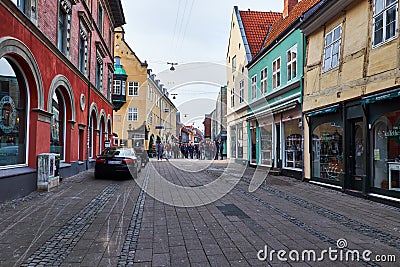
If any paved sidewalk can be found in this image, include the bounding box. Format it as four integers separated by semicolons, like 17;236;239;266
0;159;399;266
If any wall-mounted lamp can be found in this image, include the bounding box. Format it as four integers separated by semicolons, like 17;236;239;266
171;93;178;99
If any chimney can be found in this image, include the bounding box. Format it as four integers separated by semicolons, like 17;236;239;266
283;0;298;17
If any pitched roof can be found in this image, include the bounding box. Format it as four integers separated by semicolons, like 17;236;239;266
239;10;282;58
262;0;320;49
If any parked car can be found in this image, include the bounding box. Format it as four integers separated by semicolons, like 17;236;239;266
95;147;141;180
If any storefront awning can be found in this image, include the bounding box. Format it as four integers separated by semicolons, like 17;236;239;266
305;104;339;117
361;87;400;105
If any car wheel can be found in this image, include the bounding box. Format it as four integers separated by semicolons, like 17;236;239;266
95;172;102;179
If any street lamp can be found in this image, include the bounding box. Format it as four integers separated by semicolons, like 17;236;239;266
167;62;178;71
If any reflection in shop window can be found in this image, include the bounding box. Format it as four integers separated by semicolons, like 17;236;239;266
284;119;302;169
312;122;344;181
0;58;27;167
372;112;400;191
50;89;65;160
259;123;272;166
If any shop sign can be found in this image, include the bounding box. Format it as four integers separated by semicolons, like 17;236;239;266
384;126;400;137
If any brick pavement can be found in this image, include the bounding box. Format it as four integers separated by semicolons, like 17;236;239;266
0;159;399;266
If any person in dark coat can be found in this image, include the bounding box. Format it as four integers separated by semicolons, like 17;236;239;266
219;141;224;160
156;142;163;160
214;140;219;160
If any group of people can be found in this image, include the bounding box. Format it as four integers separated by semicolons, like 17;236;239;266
154;140;225;160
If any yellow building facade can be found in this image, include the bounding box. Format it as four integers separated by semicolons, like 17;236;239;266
302;0;400;200
113;27;177;152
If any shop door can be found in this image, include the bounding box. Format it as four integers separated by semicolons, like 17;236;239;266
276;124;281;168
251;127;257;164
348;120;364;191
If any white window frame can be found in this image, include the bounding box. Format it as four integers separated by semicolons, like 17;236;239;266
251;75;257;99
128;108;138;122
239;79;244;103
113;80;121;94
373;0;398;48
287;45;297;82
272;57;281;89
232;55;237;71
323;24;342;72
260;67;268;94
128;81;139;96
231;88;235;108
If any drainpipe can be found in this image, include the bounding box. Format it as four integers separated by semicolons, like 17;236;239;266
86;0;94;170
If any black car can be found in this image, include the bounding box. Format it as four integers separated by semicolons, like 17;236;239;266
95;147;141;180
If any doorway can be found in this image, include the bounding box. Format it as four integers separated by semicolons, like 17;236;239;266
347;120;364;191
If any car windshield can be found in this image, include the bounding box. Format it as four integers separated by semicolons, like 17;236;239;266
100;148;135;157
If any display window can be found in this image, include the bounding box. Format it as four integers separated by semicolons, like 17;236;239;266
0;58;27;167
50;89;65;160
230;125;236;158
284;119;303;169
259;124;273;166
312;122;344;181
371;111;400;191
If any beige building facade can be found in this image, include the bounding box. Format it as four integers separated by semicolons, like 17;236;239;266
302;0;400;200
113;27;177;152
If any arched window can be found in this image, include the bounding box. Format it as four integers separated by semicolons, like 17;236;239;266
0;57;28;167
50;88;66;160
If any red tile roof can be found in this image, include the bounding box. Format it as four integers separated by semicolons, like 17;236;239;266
263;0;320;49
239;10;282;58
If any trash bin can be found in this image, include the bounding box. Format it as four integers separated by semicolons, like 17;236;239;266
37;153;60;191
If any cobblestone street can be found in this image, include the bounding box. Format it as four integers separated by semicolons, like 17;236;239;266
0;159;399;266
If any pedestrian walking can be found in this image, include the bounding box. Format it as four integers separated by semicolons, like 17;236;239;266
214;140;219;160
219;141;224;160
156;142;163;160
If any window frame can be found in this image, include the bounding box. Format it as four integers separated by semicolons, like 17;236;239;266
127;107;138;122
251;75;257;99
260;67;268;94
97;0;104;34
373;0;398;48
232;55;237;72
239;79;244;103
323;24;342;73
128;81;139;96
287;45;297;82
272;57;281;89
113;80;121;95
231;87;235;108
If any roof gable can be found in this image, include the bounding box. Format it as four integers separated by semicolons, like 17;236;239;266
263;0;320;49
239;10;282;58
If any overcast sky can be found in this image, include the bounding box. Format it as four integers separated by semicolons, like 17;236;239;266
120;0;284;129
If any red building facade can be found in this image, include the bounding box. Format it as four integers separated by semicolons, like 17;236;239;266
0;0;125;202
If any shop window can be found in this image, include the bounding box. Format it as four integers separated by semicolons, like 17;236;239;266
284;119;302;169
237;123;243;158
50;89;66;160
372;111;400;190
89;114;95;158
230;125;237;158
0;58;27;167
259;124;273;166
312;122;344;181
